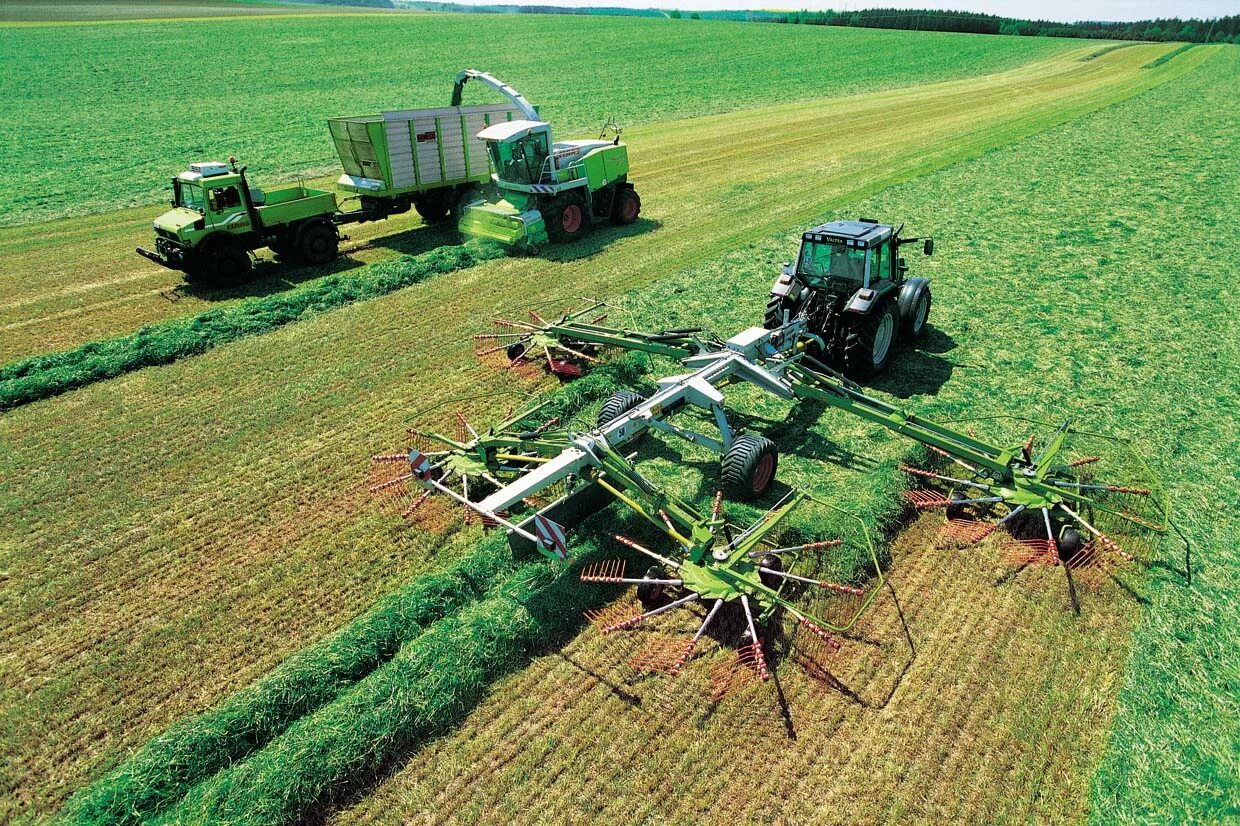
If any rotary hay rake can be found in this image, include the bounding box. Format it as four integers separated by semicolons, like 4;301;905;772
371;300;1170;700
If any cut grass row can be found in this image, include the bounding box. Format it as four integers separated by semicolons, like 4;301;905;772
56;357;645;826
0;242;502;409
0;15;1081;226
0;43;1220;824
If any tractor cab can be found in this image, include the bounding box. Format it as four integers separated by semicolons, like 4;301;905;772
478;120;553;186
767;218;935;379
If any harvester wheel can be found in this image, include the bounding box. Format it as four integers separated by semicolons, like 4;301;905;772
198;240;252;287
843;300;899;379
298;220;339;265
598;391;645;428
722;435;779;500
545;195;588;243
612;188;641;225
637;565;669;608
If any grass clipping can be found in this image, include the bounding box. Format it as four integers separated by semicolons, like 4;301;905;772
0;242;503;410
55;356;646;826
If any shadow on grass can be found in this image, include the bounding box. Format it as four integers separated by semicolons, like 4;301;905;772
538;217;662;263
869;325;958;399
172;224;458;302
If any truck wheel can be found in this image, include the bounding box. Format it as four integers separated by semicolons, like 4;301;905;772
722;435;779;501
843;300;899;379
298;220;338;265
597;391;645;428
545;195;588;243
199;241;252;287
611;187;640;225
415;197;451;224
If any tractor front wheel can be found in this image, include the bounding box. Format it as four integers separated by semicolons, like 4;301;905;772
722;435;779;500
843;300;899;379
545;195;589;243
611;187;641;225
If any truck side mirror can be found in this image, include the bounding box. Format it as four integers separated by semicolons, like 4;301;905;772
923;238;934;256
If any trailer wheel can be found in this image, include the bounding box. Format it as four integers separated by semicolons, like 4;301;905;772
545;195;588;243
722;435;779;500
843;299;899;379
298;220;338;265
197;240;252;287
598;391;645;428
612;187;640;225
415;197;451;224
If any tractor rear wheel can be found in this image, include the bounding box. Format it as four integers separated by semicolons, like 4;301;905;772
197;240;252;287
843;299;899;379
611;187;641;225
722;435;779;500
598;391;645;428
764;295;800;330
545;195;588;243
298;220;339;265
903;287;932;339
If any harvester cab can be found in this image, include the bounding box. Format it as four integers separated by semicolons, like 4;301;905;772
766;219;934;379
454;71;640;250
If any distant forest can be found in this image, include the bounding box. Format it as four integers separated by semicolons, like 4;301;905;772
402;2;1240;44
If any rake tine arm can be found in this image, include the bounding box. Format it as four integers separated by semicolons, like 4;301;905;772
747;538;843;558
612;534;683;570
603;593;699;633
900;464;992;491
739;596;770;680
756;566;865;595
1059;504;1135;562
672;599;724;676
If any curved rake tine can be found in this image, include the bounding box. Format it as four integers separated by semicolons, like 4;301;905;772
670;599;724;676
1059;504;1134;562
739;595;769;681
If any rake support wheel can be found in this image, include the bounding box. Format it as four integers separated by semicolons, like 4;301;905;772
722;435;779;500
598;391;645;428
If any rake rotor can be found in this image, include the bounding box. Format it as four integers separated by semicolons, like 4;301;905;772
474;303;611;378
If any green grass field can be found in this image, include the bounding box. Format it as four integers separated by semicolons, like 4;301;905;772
0;14;1081;227
0;9;1234;825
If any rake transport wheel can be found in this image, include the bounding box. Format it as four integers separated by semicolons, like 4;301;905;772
611;187;641;225
844;299;899;379
722;435;779;500
545;194;589;243
598;391;646;428
297;219;339;265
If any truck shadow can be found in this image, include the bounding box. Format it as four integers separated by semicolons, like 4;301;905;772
175;224;458;302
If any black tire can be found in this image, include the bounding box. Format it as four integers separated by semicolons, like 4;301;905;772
415;197;451;224
722;435;779;500
197;240;252;287
945;490;967;521
1057;527;1083;560
764;295;799;330
544;194;589;243
268;238;294;261
902;286;932;339
298;220;339;265
451;185;483;220
843;299;899;379
611;187;640;225
636;565;668;608
597;391;645;428
756;553;783;589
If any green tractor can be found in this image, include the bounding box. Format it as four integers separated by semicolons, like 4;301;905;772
457;100;640;249
137;159;342;285
765;219;935;379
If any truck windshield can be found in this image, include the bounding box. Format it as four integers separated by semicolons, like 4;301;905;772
175;181;204;212
797;241;868;283
489;135;548;185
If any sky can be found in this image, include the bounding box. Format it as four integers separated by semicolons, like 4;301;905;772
444;1;1239;22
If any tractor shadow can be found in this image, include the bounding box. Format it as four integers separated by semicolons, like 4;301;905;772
867;326;958;399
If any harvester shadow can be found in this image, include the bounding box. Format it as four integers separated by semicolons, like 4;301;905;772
538;217;662;263
868;327;957;399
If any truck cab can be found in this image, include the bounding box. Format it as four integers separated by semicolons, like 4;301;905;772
766;219;934;378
